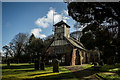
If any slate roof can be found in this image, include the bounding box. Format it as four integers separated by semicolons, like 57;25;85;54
64;37;86;51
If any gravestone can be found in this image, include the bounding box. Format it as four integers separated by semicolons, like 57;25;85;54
7;59;10;67
53;58;59;72
99;60;104;66
40;62;45;70
35;60;39;70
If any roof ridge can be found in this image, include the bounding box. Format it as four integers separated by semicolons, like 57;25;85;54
54;20;70;28
70;37;84;48
46;38;54;52
64;37;86;51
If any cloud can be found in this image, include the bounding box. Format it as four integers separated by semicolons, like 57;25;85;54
35;17;49;28
31;28;46;38
35;7;69;28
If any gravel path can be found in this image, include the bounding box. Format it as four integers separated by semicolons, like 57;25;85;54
63;64;100;80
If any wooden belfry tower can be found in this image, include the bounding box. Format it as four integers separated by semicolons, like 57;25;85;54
50;20;70;60
46;20;89;66
51;20;70;52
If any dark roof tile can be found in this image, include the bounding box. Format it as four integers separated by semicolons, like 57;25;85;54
54;20;70;28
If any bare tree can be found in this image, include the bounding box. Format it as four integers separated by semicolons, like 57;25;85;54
11;33;28;63
2;44;13;66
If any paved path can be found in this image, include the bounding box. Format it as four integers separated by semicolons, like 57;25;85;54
63;64;100;80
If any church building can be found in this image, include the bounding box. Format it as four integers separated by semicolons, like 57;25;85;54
46;21;89;66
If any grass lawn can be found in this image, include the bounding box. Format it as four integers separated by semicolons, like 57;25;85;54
2;63;78;80
81;64;94;69
79;63;120;80
97;64;120;80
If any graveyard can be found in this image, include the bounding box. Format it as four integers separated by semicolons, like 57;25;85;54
2;63;78;80
1;1;120;80
1;63;120;80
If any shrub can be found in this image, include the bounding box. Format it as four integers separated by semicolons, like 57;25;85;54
107;57;115;65
117;70;120;75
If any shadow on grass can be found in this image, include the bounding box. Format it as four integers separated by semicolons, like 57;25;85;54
2;64;35;75
24;67;98;80
73;69;96;78
24;72;76;80
98;64;120;72
28;72;53;76
2;69;36;76
2;64;99;80
2;64;34;69
15;69;35;72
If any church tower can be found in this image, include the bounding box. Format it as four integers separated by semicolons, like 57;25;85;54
50;20;70;54
54;20;70;40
